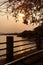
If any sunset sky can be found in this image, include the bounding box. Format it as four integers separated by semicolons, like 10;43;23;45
0;14;39;33
0;0;39;33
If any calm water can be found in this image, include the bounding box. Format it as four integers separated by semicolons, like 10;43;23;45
0;35;36;59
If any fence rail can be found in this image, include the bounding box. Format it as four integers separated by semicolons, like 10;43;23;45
0;35;43;64
0;48;6;50
0;40;36;57
0;36;36;58
14;46;36;53
0;54;6;57
0;42;6;44
0;36;43;57
14;42;34;48
5;50;43;65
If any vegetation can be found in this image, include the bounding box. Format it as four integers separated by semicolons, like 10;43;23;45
17;30;34;39
34;23;43;37
17;23;43;40
0;0;43;25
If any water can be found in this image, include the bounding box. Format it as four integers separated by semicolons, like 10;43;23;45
0;35;36;59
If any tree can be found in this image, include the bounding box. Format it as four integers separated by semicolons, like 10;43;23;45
0;0;43;25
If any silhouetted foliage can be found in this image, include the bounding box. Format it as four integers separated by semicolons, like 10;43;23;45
34;23;43;37
18;23;43;39
17;30;34;39
23;20;28;25
0;0;43;25
17;24;43;50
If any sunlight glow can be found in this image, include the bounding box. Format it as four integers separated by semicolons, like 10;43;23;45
18;13;25;17
17;12;25;22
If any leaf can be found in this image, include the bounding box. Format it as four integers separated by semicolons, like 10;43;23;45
23;20;28;25
8;0;13;2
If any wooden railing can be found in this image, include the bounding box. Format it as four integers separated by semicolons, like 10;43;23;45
0;35;36;63
0;35;43;65
5;50;43;65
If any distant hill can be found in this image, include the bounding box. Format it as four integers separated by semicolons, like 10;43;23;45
17;24;43;39
17;30;34;39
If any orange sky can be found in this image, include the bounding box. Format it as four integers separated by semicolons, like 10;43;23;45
0;0;39;33
0;14;39;33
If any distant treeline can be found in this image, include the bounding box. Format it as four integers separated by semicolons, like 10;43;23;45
0;33;18;35
17;23;43;39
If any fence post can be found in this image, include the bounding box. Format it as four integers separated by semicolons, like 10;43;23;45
6;36;14;63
